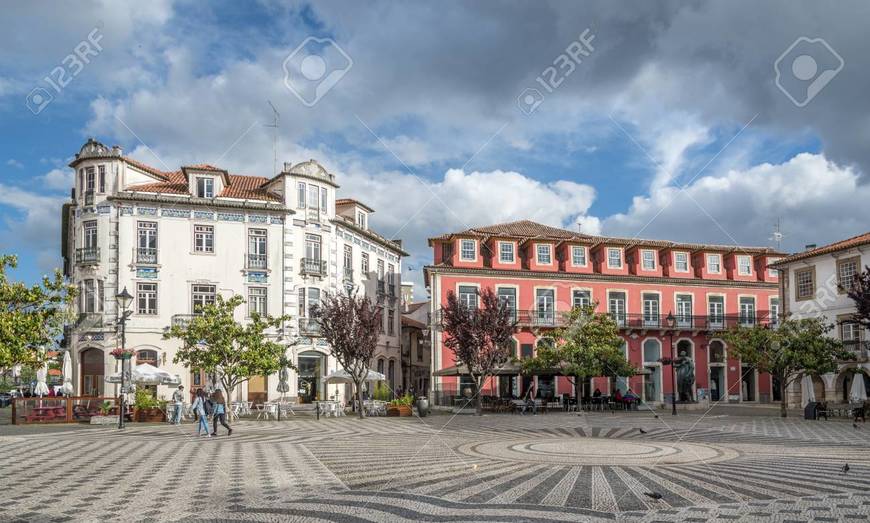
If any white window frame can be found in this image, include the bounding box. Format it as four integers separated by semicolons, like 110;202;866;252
737;255;752;275
739;296;756;326
459;239;477;262
457;284;479;309
297;182;306;209
356;211;367;229
193;224;214;253
641;249;656;271
248;287;268;317
674;251;689;273
136;282;158;315
196;177;214;198
607;248;623;269
498;241;515;263
536;244;552;265
571;245;587;267
706;253;722;274
572;289;591;309
192;284;216;314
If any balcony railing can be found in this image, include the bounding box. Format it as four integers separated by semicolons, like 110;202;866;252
246;253;267;270
84;191;94;206
171;314;195;328
75;247;100;265
432;310;774;331
388;283;397;297
135;247;158;265
306;208;320;223
377;280;386;295
843;341;870;362
343;267;353;281
75;313;103;330
300;258;326;277
298;317;321;336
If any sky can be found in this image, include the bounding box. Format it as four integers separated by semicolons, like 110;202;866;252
1;1;869;297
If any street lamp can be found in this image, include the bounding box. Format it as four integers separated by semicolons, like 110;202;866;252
116;286;133;429
665;312;677;416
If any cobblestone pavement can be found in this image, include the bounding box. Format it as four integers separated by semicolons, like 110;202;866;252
3;410;870;522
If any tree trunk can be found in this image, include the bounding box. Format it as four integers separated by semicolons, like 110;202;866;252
355;379;365;419
226;383;234;425
779;376;788;418
475;376;483;416
574;376;582;412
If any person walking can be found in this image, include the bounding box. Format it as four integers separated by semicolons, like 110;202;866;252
191;388;211;436
171;385;185;425
210;389;232;436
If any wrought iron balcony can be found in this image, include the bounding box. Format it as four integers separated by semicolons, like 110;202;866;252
343;267;354;281
843;340;870;362
377;280;386;295
75;312;103;330
246;253;267;270
135;247;158;265
84;191;94;206
298;317;322;336
170;314;196;328
300;258;326;277
75;247;100;265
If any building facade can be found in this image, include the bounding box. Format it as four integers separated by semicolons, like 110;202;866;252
400;284;431;396
770;233;870;406
425;220;784;407
62;138;406;404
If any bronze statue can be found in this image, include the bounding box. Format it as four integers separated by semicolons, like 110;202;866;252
674;351;695;401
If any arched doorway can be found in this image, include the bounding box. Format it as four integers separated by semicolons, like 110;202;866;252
80;348;104;396
297;351;326;404
642;338;662;403
708;340;727;402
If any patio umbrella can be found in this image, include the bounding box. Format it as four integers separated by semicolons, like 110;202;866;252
60;351;74;395
324;368;386;383
850;373;867;403
105;363;180;386
801;375;816;406
34;361;50;397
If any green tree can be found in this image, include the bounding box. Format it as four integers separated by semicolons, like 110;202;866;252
0;254;76;371
164;294;291;419
723;316;851;418
521;304;634;403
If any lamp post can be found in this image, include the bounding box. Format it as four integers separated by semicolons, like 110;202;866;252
116;286;133;429
665;312;677;416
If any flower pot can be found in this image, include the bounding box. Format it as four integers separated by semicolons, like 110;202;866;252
416;397;429;417
134;407;166;423
386;404;412;417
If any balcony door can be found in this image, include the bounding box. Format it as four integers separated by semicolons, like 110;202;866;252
676;295;693;328
642;293;660;327
608;292;626;326
137;222;157;263
305;234;321;261
535;289;554;325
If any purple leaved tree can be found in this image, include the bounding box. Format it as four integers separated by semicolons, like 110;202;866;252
311;292;382;419
440;287;516;416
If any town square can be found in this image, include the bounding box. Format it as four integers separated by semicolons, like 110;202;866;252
2;1;870;522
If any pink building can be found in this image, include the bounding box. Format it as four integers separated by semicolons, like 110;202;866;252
424;220;785;407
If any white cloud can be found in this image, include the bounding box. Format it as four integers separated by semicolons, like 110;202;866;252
39;168;74;191
603;153;870;251
0;183;67;271
6;159;23;169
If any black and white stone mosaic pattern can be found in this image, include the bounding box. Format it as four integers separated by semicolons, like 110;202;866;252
3;411;870;522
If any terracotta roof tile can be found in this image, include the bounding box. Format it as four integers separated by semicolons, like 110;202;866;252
123;158;280;202
429;220;782;254
771;232;870;266
336;198;374;212
401;316;427;329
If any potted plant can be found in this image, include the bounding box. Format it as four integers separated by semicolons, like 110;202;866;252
386;393;414;417
90;400;119;425
133;388;166;422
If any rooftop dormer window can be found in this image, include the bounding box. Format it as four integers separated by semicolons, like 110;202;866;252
707;253;721;274
357;211;367;229
196;177;214;198
607;247;623;269
460;239;477;261
737;255;752;275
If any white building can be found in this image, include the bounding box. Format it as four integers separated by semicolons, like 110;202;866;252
771;233;870;406
62;138;407;404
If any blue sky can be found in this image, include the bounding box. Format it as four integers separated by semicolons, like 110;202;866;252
1;1;869;293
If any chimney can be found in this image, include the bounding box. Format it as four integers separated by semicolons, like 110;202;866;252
111;145;123;156
805;244;817;251
283;161;293;172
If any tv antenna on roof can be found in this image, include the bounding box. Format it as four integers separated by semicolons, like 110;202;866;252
265;101;279;177
769;218;785;250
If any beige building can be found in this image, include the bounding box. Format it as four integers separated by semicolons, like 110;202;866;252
400;282;431;395
62;138;406;405
770;232;870;406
